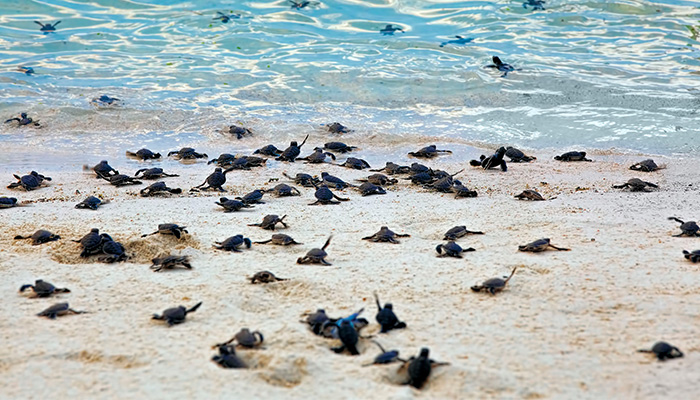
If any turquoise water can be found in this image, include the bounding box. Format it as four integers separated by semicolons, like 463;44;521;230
1;0;699;161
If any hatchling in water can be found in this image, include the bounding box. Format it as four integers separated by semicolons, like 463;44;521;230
485;56;519;78
638;342;683;361
87;160;119;178
254;144;282;157
518;238;569;252
630;159;659;172
215;197;253;212
439;35;473;48
217;328;264;349
514;189;546;201
248;214;288;230
612;178;658;192
19;279;70;298
73;228;103;258
404;348;449;389
523;0;545;10
168;147;207;160
683;250;700;262
208;153;237;167
152;302;202;326
18;66;35;75
236;189;266;205
374;292;407;333
554;151;591;162
126;148;161;160
213;11;233;23
142;223;189;239
443;226;484;241
668;217;700;237
470;147;507;171
254;233;302;246
0;197;18;208
5;112;40;127
309;184;350;205
98;234;128;263
134;167;179;180
8;171;51;191
301;147;336;164
90;95;121;107
35;20;61;32
102;174;142;187
212;345;247;369
364;341;404;366
505;146;536;162
250;270;288;283
75;196;103;210
357;182;386;196
324;142;357;153
380;24;404;35
267;183;300;197
321;172;353;189
453;180;478;198
283;172;319;187
193;168;228;191
289;0;311;9
150;255;192;272
225;125;253;140
363;226;410;244
37;303;87;319
370;161;411;175
276;134;309;162
408;145;452;159
213;235;252;252
436;241;475;258
341;157;371;170
14;229;60;245
140;181;182;197
297;236;333;265
471;268;517;294
358;173;397;186
326;122;350;134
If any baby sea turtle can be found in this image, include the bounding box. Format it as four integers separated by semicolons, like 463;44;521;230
75;196;103;210
14;229;60;245
102;174;142;187
341;157;371;170
453;180;478;198
98;234;128;263
134;167;179;180
363;226;410;244
436;241;475;258
370;161;411;175
309;184;350;205
18;66;35;75
358;173;397;186
505;146;536;162
224;125;253;140
469;147;507;171
250;270;288;283
408;145;452;159
301;309;330;334
5;112;40;126
142;223;189;239
267;183;301;197
301;148;336;164
236;189;265;205
208;153;237;167
217;328;265;349
150;255;192;272
554;151;591;162
90;95;121;107
331;319;361;356
485;56;518;78
630;159;660;172
215;197;253;212
37;303;87;319
523;0;545;10
518;238;569;252
380;24;404;35
404;348;449;389
213;235;252;252
212;345;247;369
612;178;658;192
87;160;119;179
321;172;353;189
223;156;267;171
357;182;386;196
254;144;282;157
364;341;404;366
297;236;332;265
443;226;483;241
20;279;70;298
248;214;288;230
406;171;435;185
152;302;202;326
289;0;311;9
7;171;51;191
276;135;309;162
439;35;473;47
0;197;18;208
514;189;546;201
668;217;700;237
213;11;233;23
73;228;103;258
35;20;61;32
254;233;302;246
374;292;407;333
140;181;182;197
168;147;208;160
283;172;320;187
126;148;161;160
193;168;228;191
683;250;700;262
326;122;350;134
638;342;683;361
424;172;462;193
325;142;357;153
471;267;517;295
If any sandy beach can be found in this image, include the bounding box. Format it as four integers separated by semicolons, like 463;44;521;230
1;143;698;399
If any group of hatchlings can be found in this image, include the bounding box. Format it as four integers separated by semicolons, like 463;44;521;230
6;131;691;388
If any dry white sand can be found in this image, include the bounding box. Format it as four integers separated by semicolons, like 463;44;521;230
0;147;698;399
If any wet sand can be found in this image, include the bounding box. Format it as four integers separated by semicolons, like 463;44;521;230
0;148;698;399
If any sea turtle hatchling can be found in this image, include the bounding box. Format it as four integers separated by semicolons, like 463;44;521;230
443;226;484;241
224;125;253;140
300;148;336;164
374;292;407;333
403;348;450;389
212;345;247;369
505;147;536;162
254;233;302;246
0;197;18;208
471;267;517;295
276;135;309;162
168;147;207;160
453;180;478;198
90;95;121;107
282;172;320;187
554;151;591;162
208;153;237;167
215;197;253;212
297;236;333;265
612;178;658;192
213;11;238;23
248;214;288;230
102;174;142;187
523;0;545;10
126;148;161;160
363;341;404;366
266;183;301;197
439;35;473;48
370;162;411;175
518;238;570;252
469;147;507;171
75;196;104;210
73;228;103;258
309;184;350;205
86;160;119;179
630;159;660;172
340;157;371;170
357;182;386;196
380;24;404;35
134;168;179;180
152;302;202;326
321;172;353;189
668;217;700;237
357;174;397;186
7;171;51;191
19;279;70;298
326;122;350;134
324;142;357;153
37;303;87;319
254;144;282;157
213;235;252;252
236;189;266;205
216;328;264;349
250;270;288;283
514;189;546;201
18;66;35;75
363;226;410;244
301;309;330;334
98;234;128;263
485;56;519;78
683;250;700;262
5;112;40;127
140;181;182;197
289;0;311;9
408;145;452;159
14;229;60;245
150;255;192;272
638;342;683;361
35;21;61;32
223;156;267;171
192;168;228;191
436;241;475;258
142;223;189;239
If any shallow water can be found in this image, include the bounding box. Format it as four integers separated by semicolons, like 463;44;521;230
1;0;699;164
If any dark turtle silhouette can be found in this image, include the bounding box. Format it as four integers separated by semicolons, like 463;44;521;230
168;147;207;160
471;267;517;295
309;184;350;205
254;145;282;157
254;233;302;246
505;147;536;162
340;157;371;170
267;183;301;197
363;226;410;244
14;229;60;245
37;303;87;319
5;112;40;127
0;197;18;208
331;319;361;355
75;196;103;210
409;163;431;175
152;302;202;326
18;66;35;75
193;168;228;191
301;147;336;164
213;235;252;252
554;151;591;162
523;0;545;10
408;145;452;159
224;125;253;140
612;178;658;192
469;147;507;171
436;241;475;258
439;35;473;47
374;292;407;333
216;328;265;349
248;214;287;230
453;180;478;198
142;223;188;239
485;56;519;77
301;309;330;334
324;142;357;153
90;95;121;107
276;135;309;162
213;11;234;23
630;159;660;172
364;341;404;366
423;171;463;193
86;160;119;178
683;250;700;262
638;342;683;361
19;279;70;298
668;217;700;237
35;21;61;32
321;172;353;189
357;182;386;196
212;345;247;369
8;171;51;191
380;24;404;35
357;173;397;186
73;228;103;258
297;236;333;265
370;162;411;175
289;0;311;9
406;172;435;185
403;348;449;389
514;189;546;201
326;122;350;134
134;167;179;180
283;172;320;187
250;270;288;283
98;234;128;263
236;189;265;205
443;226;484;241
223;156;267;171
150;255;192;272
215;197;253;212
140;181;182;197
102;174;142;187
518;238;569;252
126;148;161;160
208;153;237;167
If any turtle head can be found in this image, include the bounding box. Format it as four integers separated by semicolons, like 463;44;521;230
492;56;503;66
214;168;222;172
419;348;430;358
244;238;252;248
384;303;393;310
290;141;298;147
90;228;99;233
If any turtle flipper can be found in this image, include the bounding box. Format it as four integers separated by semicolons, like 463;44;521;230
186;302;202;314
